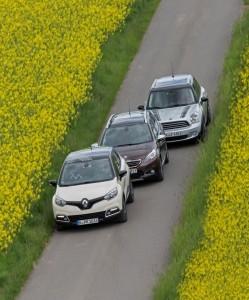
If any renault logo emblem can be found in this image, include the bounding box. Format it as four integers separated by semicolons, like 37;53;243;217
82;198;89;209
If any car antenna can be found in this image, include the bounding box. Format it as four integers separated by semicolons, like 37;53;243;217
128;98;131;116
171;62;175;79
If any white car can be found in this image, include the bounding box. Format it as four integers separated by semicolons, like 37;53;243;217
49;147;134;230
138;74;211;143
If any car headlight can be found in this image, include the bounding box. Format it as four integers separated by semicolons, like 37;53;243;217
104;187;118;200
143;149;158;163
190;111;201;124
55;195;67;207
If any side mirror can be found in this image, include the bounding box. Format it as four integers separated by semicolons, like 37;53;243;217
157;134;166;142
119;170;127;179
201;97;208;103
137;105;145;111
49;179;57;187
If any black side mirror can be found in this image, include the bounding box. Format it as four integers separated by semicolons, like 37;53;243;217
201;97;208;103
119;170;127;179
49;179;57;187
137;105;145;111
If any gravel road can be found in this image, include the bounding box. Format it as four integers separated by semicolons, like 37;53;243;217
18;1;240;299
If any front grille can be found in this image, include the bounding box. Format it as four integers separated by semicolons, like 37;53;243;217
127;159;142;168
68;212;106;223
162;121;189;130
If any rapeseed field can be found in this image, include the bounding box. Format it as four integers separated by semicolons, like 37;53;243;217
179;41;249;299
0;0;134;251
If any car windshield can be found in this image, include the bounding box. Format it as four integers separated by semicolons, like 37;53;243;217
59;158;114;186
102;123;153;147
148;87;196;109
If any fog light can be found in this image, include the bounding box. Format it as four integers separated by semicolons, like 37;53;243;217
56;215;69;222
150;170;155;174
105;207;120;217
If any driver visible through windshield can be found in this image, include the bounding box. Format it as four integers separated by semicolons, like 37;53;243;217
148;87;196;109
102;123;153;147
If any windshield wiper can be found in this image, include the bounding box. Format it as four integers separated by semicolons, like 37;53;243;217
148;106;166;110
60;181;93;187
115;142;146;147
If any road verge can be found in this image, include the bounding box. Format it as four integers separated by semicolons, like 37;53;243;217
154;6;249;300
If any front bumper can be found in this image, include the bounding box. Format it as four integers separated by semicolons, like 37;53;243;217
164;122;202;142
53;196;122;226
55;209;121;226
128;157;160;181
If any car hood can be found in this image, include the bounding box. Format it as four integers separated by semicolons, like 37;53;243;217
56;178;117;202
153;104;199;122
115;142;155;161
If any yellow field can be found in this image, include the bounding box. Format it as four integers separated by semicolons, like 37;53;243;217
0;0;134;251
179;46;249;298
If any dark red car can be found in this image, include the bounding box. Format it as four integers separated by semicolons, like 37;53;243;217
99;111;169;181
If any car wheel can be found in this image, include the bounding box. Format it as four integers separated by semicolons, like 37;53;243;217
164;150;169;164
55;223;64;231
127;182;135;203
118;198;128;223
206;103;211;125
195;120;206;144
155;159;164;181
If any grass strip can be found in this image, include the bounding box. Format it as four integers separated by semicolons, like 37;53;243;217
153;8;249;300
0;1;160;299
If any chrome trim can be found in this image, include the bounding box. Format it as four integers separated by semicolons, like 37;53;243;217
105;208;121;218
162;120;190;130
56;215;70;223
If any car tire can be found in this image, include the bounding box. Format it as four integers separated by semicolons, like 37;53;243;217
195;120;206;144
206;102;211;125
127;183;135;203
155;159;164;181
118;198;128;223
164;150;169;164
55;223;64;231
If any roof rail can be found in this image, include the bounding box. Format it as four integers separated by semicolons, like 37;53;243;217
106;114;116;128
152;79;158;89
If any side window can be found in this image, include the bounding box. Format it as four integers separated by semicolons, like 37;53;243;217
112;151;121;174
154;120;160;136
148;113;158;138
149;118;157;138
193;78;201;99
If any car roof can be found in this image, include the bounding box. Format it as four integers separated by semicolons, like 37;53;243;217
65;147;112;162
107;110;147;127
150;74;193;90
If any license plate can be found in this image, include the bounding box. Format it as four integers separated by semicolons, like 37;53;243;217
130;168;138;174
165;131;183;137
76;218;99;226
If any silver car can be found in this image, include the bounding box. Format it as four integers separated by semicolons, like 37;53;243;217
138;74;211;143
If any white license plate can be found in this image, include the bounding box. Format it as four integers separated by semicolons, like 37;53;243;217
130;168;138;174
165;131;183;137
76;218;99;225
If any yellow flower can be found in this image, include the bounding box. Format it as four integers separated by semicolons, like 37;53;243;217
0;0;134;251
